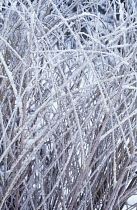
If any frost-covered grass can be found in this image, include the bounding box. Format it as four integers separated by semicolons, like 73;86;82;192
0;0;137;209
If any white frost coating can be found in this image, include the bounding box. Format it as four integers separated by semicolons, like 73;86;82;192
1;1;137;209
25;139;35;147
0;75;7;79
0;52;18;99
122;85;137;90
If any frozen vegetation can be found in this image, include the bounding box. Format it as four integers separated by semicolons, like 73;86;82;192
0;0;137;209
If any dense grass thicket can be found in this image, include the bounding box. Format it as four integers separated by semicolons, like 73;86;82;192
0;0;137;209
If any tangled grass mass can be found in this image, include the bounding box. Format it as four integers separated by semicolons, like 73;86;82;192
0;0;137;209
